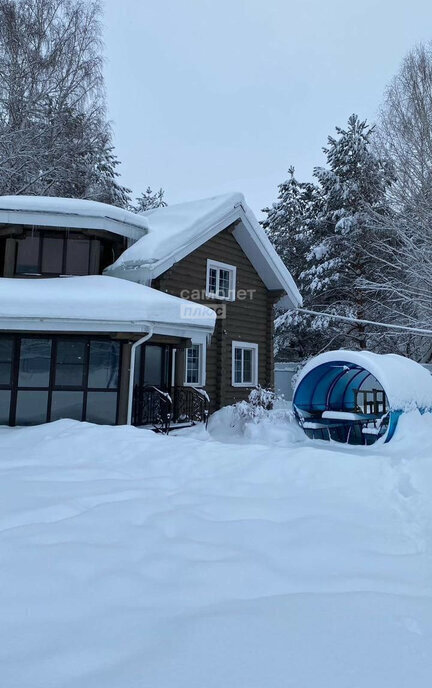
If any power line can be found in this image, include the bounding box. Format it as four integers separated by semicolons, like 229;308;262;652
295;307;432;337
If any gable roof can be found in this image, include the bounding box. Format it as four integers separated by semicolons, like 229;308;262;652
105;193;302;307
0;195;149;239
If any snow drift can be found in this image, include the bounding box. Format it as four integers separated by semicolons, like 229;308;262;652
0;413;432;687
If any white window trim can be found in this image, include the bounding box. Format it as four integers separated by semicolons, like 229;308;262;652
206;259;237;302
231;341;258;388
184;342;207;387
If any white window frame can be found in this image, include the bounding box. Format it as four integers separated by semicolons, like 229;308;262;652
206;259;237;302
184;342;206;387
231;341;258;387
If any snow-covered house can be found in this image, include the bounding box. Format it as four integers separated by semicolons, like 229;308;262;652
0;194;300;428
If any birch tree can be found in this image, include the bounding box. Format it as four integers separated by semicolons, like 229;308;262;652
0;0;130;205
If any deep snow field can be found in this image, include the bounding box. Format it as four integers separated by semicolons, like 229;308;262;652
1;410;432;687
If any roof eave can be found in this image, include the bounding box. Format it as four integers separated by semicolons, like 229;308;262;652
0;208;147;240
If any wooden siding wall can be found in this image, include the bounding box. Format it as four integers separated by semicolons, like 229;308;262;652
153;226;280;411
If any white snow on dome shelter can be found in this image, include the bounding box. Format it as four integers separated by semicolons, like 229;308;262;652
293;350;432;444
104;193;302;308
0;195;149;240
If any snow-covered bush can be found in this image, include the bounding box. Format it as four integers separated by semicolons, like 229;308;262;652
233;387;276;427
207;388;305;446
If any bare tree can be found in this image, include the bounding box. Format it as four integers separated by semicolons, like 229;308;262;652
365;43;432;359
0;0;130;205
376;43;432;207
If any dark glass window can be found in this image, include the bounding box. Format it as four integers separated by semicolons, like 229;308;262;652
66;237;90;275
88;341;120;389
51;391;84;422
0;338;13;385
15;235;40;274
0;335;120;426
243;349;252;383
86;391;117;424
208;267;217;295
14;231;102;277
16;390;49;425
185;345;200;384
41;236;64;274
219;269;231;298
0;390;11;424
234;347;242;384
55;340;86;387
144;346;163;387
18;339;52;387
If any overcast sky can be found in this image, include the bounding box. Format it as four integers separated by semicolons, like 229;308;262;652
103;0;432;216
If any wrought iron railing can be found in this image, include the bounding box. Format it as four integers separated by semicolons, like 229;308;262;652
133;385;172;433
172;386;210;427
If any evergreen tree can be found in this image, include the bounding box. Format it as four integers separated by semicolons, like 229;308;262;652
132;187;167;213
265;115;394;360
302;114;394;350
262;168;322;359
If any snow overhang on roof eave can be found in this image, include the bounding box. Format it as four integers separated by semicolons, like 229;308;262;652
0;208;147;240
104;201;302;308
104;207;242;280
0;316;214;340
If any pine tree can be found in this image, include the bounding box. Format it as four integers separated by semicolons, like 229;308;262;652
262;167;323;359
131;187;167;213
302;114;394;350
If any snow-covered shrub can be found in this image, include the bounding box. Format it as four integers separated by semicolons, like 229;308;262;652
207;388;305;446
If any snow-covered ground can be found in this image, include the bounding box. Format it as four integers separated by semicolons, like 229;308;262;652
1;411;432;687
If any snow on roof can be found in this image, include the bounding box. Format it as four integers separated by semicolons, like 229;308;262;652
0;195;149;239
112;193;244;267
105;193;301;307
295;349;432;411
0;276;216;337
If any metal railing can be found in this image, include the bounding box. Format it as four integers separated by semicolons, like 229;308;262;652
133;385;172;433
133;385;210;432
172;386;210;427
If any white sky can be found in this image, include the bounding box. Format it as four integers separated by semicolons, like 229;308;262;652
103;0;432;216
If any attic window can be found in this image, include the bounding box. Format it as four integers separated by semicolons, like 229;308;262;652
206;259;236;301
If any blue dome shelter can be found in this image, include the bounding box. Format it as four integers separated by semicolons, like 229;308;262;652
293;350;432;445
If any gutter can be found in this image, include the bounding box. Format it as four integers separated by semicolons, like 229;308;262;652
126;327;154;425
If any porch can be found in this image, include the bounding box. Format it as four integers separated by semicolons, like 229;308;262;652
131;342;209;432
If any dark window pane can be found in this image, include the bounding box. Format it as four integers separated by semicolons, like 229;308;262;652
234;348;242;383
18;339;52;387
143;346;163;387
0;338;13;386
208;267;217;294
243;349;252;383
66;237;90;275
186;345;200;384
15;235;40;275
55;340;85;387
16;390;48;425
219;269;230;298
86;391;117;425
41;236;63;274
50;391;84;421
88;341;120;389
0;390;11;424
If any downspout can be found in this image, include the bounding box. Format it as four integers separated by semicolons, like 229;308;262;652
127;326;154;425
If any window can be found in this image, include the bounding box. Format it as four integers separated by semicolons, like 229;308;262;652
185;344;201;385
0;335;121;426
206;260;236;301
15;231;92;277
232;342;258;387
